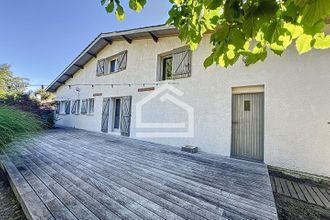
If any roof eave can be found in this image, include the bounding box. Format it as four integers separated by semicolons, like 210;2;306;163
46;24;178;92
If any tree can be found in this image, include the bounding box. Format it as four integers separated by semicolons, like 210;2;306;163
0;64;28;96
34;88;55;101
101;0;330;67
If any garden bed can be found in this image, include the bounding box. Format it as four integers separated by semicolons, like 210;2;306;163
0;168;26;220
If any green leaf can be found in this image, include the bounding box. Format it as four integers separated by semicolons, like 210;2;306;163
203;54;214;68
129;0;146;12
204;0;223;10
101;0;108;6
223;0;240;22
296;34;313;54
284;23;303;39
301;0;330;26
115;5;125;20
314;33;330;49
105;1;115;13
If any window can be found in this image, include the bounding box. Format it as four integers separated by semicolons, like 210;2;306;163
87;98;94;114
109;58;118;73
96;50;127;76
71;100;80;114
81;98;94;115
158;46;191;81
58;101;70;115
244;100;250;111
81;99;87;114
162;57;173;80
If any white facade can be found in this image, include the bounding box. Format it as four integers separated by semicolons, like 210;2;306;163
52;26;330;177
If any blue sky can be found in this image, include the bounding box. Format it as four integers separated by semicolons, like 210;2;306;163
0;0;171;88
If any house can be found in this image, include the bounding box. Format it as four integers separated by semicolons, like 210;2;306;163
47;24;330;177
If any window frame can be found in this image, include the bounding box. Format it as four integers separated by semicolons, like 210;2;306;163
112;98;122;132
162;56;173;81
81;98;94;115
96;50;127;76
87;98;95;114
81;99;87;115
157;46;191;81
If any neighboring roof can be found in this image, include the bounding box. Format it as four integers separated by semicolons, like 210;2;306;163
46;24;179;92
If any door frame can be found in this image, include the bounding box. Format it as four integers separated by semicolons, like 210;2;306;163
230;85;265;162
110;97;122;133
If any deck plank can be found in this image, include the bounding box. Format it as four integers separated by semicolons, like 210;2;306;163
312;187;330;208
285;180;299;199
279;178;291;197
3;128;277;220
299;184;316;204
11;160;77;220
291;182;307;201
304;185;325;206
273;177;283;194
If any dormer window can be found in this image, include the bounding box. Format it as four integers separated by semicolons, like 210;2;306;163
97;50;127;76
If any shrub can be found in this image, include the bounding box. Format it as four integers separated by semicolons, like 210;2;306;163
0;106;43;149
42;111;57;128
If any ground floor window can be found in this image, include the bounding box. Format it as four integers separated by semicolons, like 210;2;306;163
71;100;80;114
58;101;70;115
87;98;94;114
81;98;94;115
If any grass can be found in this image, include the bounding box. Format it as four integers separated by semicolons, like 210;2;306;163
0;106;43;149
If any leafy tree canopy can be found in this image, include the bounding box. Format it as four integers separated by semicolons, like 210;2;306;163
101;0;330;67
0;64;28;96
34;88;55;101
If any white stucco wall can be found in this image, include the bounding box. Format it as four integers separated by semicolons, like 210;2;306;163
55;28;330;177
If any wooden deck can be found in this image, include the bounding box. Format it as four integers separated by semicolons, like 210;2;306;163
1;128;277;219
270;176;330;208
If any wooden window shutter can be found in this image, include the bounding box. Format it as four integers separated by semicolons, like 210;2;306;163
71;100;77;114
117;50;127;71
76;100;80;114
120;96;132;137
101;98;110;132
65;101;71;114
96;59;106;75
172;47;191;79
55;101;60;114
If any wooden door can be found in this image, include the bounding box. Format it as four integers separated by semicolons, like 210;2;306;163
231;93;264;162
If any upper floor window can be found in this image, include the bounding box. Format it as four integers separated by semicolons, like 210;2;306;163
158;46;191;81
96;50;127;76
